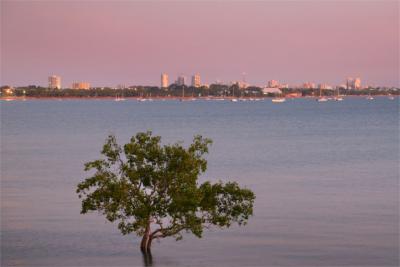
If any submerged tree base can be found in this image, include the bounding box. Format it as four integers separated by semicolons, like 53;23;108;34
141;249;153;267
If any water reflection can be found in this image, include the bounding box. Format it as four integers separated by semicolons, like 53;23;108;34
142;250;153;267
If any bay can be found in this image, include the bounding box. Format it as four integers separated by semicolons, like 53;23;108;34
1;97;398;266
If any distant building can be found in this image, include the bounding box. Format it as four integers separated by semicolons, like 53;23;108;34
161;73;169;88
1;86;14;96
346;77;361;90
176;76;186;86
303;82;316;89
318;83;329;90
48;75;61;89
346;77;353;89
267;80;279;88
234;81;249;89
354;78;361;89
72;82;90;90
191;74;201;87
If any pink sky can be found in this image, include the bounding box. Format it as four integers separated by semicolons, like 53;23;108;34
1;1;399;87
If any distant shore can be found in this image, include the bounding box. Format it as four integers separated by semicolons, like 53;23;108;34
1;95;398;101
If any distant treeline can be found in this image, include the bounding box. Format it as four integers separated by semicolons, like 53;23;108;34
1;84;398;98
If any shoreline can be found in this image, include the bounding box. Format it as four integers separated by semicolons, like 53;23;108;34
1;95;398;101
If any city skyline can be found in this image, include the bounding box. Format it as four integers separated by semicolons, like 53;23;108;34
1;1;398;87
9;73;375;90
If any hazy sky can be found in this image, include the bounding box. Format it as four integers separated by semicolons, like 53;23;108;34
1;0;399;87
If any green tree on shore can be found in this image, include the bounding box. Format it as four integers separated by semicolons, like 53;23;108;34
76;132;255;253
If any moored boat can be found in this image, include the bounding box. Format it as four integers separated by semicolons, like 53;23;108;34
316;97;328;102
272;98;286;103
316;87;327;102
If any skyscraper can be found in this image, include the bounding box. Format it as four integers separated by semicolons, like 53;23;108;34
48;75;61;89
161;73;169;88
318;83;330;90
191;74;201;87
268;80;279;88
354;78;361;89
346;77;353;89
346;77;362;89
176;75;186;86
303;82;316;89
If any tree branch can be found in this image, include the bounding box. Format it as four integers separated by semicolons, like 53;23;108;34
150;228;162;238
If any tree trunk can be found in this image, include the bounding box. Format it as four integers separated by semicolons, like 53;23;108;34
140;221;152;252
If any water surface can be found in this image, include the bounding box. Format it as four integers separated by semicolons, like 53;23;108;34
1;98;399;266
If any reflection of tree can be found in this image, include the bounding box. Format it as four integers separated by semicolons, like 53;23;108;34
142;250;153;267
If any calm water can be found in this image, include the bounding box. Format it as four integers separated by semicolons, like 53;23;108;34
1;98;399;267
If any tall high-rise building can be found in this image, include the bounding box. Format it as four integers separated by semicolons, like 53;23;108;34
354;77;361;89
161;73;169;88
346;77;353;89
176;75;186;86
318;83;329;90
346;77;362;90
72;82;90;90
234;81;249;89
48;75;61;89
268;80;279;88
303;82;316;89
191;74;201;87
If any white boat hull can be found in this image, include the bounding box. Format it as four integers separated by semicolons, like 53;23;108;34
272;98;286;103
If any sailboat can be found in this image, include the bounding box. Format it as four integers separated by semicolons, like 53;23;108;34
138;92;147;102
366;90;374;100
272;93;285;103
179;86;187;101
190;89;196;101
316;87;328;102
238;90;247;101
114;93;126;101
388;94;395;100
272;89;286;103
333;87;344;101
229;85;237;102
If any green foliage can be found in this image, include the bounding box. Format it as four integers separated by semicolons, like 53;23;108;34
76;131;255;244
